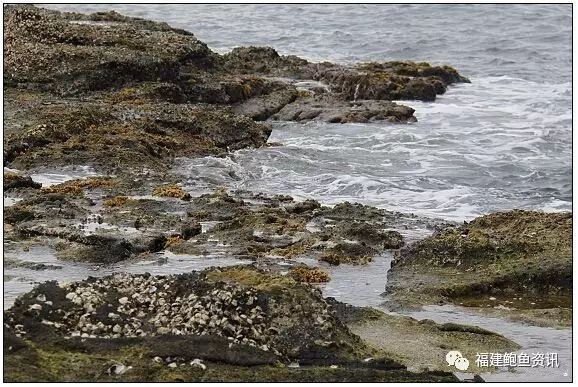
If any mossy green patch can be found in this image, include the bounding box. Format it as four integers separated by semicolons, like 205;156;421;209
206;266;298;293
386;210;572;327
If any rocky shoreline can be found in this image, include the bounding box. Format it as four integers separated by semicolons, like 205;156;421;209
385;210;572;328
3;5;571;382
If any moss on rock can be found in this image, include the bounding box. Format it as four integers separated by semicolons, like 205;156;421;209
385;210;572;326
4;172;42;191
290;267;331;283
152;184;191;201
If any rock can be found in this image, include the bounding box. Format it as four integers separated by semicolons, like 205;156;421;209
232;81;299;121
4;205;36;224
2;8;477;381
273;95;416;123
4;101;271;172
4;7;272;173
4;266;466;382
180;221;202;240
322;202;387;222
152;184;191;201
110;82;187;104
5;193;169;263
320;61;469;102
333;222;404;249
5;193;87;226
287;199;322;214
321;242;378;265
381;231;405;249
5;185;431;266
385;210;572;326
4;172;42;191
5;266;377;367
40;177;118;197
290;267;331;283
4;5;467;174
223;46;467;123
190;358;207;370
330;300;519;375
4;5;216;93
223;46;314;77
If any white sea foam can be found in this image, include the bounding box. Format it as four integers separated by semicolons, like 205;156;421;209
176;75;571;221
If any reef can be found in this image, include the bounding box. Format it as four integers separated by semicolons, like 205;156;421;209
4;5;553;383
385;210;572;327
4;188;431;265
4;5;470;176
4;266;444;382
331;301;519;374
5;265;519;382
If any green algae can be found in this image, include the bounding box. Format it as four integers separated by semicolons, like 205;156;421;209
386;210;572;327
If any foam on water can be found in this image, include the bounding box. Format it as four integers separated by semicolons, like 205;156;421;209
28;166;99;187
44;3;574;220
166;70;571;221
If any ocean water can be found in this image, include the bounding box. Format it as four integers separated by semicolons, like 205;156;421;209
45;4;571;221
45;4;572;221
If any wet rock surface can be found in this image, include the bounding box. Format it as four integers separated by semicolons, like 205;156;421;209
6;267;356;357
4;187;434;265
330;301;519;374
272;94;417;124
2;173;465;382
4;172;42;191
4;6;216;93
4;5;557;383
224;46;469;102
385;210;572;327
4;95;271;173
4;266;457;382
4;5;470;177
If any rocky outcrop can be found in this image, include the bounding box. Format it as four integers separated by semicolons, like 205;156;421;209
4;6;216;94
3;6;487;382
4;187;436;265
272;94;416;123
4;266;461;382
224;46;470;102
3;97;271;172
4;172;42;191
231;81;299;121
4;5;470;175
330;301;519;374
3;5;269;173
385;210;572;327
5;266;368;360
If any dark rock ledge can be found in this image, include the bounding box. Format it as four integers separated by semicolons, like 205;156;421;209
4;5;469;175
